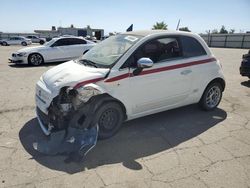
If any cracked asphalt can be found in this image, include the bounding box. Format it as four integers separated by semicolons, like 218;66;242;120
0;45;250;188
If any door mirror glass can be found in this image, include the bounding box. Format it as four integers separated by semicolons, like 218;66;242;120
137;57;153;68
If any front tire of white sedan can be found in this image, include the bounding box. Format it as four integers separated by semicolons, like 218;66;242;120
28;53;44;66
199;82;223;111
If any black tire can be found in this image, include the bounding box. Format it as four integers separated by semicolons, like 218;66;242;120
2;42;7;46
28;53;44;66
39;40;45;45
21;42;27;46
93;102;124;139
199;82;223;111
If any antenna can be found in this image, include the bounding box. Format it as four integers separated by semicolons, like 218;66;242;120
176;19;180;30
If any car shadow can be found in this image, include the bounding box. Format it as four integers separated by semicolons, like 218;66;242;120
8;61;64;68
241;80;250;88
19;104;227;174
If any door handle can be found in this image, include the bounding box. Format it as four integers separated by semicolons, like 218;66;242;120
181;70;192;75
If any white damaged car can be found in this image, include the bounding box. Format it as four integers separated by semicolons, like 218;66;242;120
35;30;225;139
9;37;95;66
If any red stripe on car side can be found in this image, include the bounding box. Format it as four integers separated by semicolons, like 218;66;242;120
140;57;216;76
104;73;133;82
105;58;216;82
74;77;104;89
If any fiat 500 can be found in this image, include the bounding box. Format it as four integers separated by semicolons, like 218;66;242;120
35;30;225;139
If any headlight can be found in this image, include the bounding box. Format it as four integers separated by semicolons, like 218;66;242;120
76;86;102;103
17;52;27;57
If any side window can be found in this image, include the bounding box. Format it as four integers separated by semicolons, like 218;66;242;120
180;36;206;57
75;38;87;45
69;38;87;45
53;38;69;47
121;37;181;69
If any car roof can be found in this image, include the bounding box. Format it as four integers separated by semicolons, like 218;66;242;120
122;30;196;37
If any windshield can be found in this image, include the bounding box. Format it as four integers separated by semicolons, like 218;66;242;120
44;38;57;46
79;34;142;68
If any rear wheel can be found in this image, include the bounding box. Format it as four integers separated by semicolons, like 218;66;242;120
2;42;7;46
199;82;223;111
21;42;27;46
39;40;45;45
93;102;124;139
28;53;44;66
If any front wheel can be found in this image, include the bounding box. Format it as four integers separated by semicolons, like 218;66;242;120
2;42;7;46
28;53;44;66
93;102;124;139
199;82;223;111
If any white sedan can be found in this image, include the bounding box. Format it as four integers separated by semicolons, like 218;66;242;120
36;30;225;139
1;36;32;46
9;37;95;66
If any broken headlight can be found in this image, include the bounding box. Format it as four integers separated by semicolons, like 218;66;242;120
70;86;102;108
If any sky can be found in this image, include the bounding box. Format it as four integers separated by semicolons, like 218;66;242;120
0;0;249;35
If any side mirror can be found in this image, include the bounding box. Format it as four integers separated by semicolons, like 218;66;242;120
137;57;153;68
133;58;153;76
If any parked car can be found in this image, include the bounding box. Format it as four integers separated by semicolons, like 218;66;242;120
1;36;32;46
26;35;46;44
35;30;225;139
240;50;250;79
9;37;95;66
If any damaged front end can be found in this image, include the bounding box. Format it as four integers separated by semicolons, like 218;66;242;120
35;84;105;161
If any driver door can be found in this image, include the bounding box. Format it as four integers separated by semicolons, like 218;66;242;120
46;38;69;62
126;36;193;115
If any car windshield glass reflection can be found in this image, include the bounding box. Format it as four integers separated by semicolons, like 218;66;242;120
79;34;142;68
44;38;57;46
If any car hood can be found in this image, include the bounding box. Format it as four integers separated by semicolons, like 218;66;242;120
42;60;109;92
18;45;46;53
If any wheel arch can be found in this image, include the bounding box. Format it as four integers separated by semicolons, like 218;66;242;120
199;77;225;103
207;77;226;91
92;93;128;121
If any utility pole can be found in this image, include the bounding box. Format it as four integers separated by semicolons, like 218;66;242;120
176;19;180;30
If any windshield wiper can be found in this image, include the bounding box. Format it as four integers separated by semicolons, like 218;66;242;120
79;59;98;68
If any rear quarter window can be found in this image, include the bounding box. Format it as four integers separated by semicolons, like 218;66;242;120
180;36;207;57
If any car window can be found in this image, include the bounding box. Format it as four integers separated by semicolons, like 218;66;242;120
121;37;181;68
52;38;70;47
180;36;206;57
68;38;87;45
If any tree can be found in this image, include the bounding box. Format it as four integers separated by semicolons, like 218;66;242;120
179;27;191;32
152;21;168;30
219;25;228;34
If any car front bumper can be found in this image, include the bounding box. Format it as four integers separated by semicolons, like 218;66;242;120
9;54;28;64
35;79;55;135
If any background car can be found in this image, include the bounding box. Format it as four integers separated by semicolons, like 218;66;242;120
26;35;46;44
9;36;96;66
240;50;250;79
1;36;32;46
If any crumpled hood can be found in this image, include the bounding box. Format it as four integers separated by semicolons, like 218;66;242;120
42;60;109;92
